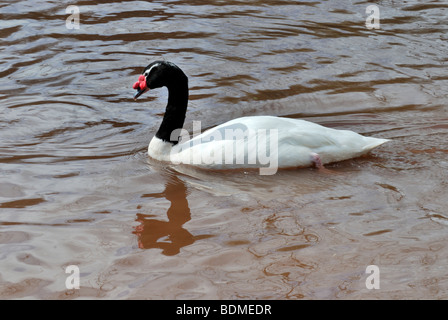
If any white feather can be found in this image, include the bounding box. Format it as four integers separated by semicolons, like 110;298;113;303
148;116;389;170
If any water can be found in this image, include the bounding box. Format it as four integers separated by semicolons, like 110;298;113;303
1;0;448;299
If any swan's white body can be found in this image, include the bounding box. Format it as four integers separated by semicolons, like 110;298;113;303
148;115;388;173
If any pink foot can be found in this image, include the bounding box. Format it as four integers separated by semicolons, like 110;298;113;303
310;152;324;169
310;153;340;174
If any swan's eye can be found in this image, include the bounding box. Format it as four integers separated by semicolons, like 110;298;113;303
143;63;160;79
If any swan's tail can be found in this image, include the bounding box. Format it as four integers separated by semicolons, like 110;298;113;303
362;137;390;152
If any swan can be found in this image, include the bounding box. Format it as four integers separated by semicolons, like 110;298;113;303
133;61;389;174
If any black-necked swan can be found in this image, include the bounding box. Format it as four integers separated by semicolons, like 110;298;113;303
133;61;389;174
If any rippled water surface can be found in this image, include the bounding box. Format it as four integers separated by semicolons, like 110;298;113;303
1;0;448;299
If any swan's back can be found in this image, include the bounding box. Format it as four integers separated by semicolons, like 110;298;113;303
169;116;388;169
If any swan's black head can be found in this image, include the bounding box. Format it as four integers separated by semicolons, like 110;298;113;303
133;61;187;100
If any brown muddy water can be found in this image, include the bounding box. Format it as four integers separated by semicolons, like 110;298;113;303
1;0;448;300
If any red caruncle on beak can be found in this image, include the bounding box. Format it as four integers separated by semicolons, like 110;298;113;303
133;74;147;90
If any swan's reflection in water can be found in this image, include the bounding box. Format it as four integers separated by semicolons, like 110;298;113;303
133;172;210;256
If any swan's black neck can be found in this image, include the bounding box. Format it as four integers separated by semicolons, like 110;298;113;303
155;74;189;144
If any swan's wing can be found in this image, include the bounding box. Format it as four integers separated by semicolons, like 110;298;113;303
172;116;388;168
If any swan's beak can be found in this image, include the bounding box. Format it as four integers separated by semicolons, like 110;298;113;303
133;75;149;100
133;87;148;100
